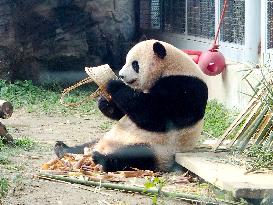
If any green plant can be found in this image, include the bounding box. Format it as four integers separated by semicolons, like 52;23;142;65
204;100;238;137
14;137;35;151
0;138;4;151
99;121;113;131
144;177;166;205
0;155;11;165
0;178;9;198
0;80;99;115
243;145;273;172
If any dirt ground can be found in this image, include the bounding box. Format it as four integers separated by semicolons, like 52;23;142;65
1;110;192;205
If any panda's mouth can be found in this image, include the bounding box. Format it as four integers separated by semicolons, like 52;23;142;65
126;79;137;85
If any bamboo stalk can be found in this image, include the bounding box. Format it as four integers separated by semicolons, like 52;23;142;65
235;107;268;151
227;102;262;149
212;98;259;151
254;112;273;146
37;174;245;205
264;130;273;148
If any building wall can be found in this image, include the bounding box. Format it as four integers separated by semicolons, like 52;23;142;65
205;62;260;110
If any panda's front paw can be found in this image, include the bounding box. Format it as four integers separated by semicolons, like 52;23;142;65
54;141;69;158
106;79;125;94
97;96;124;120
92;151;107;169
98;96;114;114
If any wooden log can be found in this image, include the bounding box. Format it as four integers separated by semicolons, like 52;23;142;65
0;100;13;119
0;122;13;143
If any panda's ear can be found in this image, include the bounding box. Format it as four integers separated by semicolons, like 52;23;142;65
153;42;166;59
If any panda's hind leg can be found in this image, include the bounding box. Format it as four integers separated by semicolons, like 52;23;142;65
54;140;97;158
92;144;157;172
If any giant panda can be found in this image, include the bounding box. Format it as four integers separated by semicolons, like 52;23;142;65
54;40;208;172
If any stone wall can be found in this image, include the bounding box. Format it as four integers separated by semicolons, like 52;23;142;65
0;0;136;83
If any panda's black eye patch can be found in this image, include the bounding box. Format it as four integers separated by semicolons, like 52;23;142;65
132;61;139;73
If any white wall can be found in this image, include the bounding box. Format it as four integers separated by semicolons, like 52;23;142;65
205;61;260;110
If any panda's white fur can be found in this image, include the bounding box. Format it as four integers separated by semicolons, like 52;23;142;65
55;40;208;172
93;116;203;171
119;40;206;92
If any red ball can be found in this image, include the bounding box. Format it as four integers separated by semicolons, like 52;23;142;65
198;50;226;76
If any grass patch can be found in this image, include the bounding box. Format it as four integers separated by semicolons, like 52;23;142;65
243;145;273;172
14;137;35;151
204;100;238;138
0;80;99;115
0;138;4;151
0;137;35;166
0;155;11;165
0;178;9;198
99;121;113;131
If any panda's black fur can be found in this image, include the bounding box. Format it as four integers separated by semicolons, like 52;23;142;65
54;40;208;172
102;76;207;132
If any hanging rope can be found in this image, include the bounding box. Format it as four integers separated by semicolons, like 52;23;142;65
211;0;229;51
183;0;228;75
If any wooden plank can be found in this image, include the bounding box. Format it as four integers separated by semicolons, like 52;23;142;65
175;152;273;199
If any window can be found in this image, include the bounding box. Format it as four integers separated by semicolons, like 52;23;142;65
151;0;161;29
220;0;245;45
163;0;186;33
267;0;273;49
139;0;245;44
187;0;215;39
139;0;151;30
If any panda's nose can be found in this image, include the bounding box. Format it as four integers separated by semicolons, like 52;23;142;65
119;75;125;79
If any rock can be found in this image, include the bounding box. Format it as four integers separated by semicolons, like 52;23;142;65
0;0;136;82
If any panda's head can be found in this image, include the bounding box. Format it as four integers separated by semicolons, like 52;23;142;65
119;40;204;91
119;40;167;91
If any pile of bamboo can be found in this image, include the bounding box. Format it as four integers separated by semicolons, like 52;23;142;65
213;88;273;152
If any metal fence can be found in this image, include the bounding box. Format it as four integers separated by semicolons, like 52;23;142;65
163;0;186;33
220;0;245;45
139;0;245;45
187;0;215;39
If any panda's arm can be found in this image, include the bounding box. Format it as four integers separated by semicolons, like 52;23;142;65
106;79;165;131
107;76;208;132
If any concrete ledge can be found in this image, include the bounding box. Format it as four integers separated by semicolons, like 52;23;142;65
175;152;273;199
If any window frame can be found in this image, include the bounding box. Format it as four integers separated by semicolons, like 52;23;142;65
139;0;261;63
261;0;273;66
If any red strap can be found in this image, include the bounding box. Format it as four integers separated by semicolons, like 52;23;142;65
211;0;228;51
